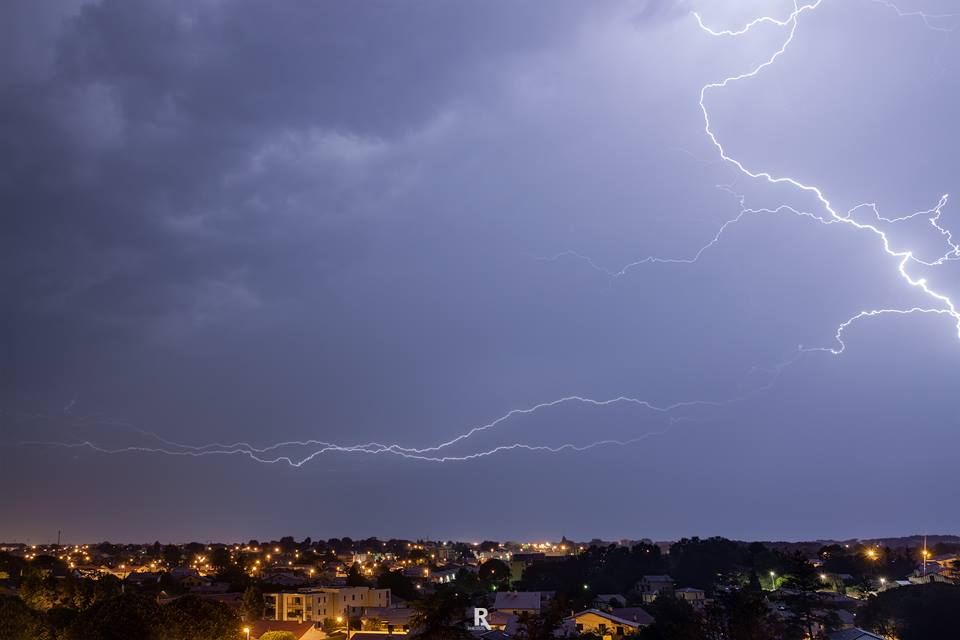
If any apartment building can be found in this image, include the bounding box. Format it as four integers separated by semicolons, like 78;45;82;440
268;586;391;622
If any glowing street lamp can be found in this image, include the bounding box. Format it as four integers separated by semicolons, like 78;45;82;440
769;571;776;590
243;627;250;640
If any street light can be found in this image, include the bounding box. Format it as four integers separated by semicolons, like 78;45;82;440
769;571;776;591
242;626;250;640
336;615;350;640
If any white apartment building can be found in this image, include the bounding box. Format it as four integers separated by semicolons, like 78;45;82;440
268;586;391;622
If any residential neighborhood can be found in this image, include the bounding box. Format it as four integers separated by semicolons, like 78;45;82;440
2;534;959;638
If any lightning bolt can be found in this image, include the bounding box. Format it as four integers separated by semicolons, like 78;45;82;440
698;0;960;352
15;0;959;466
868;0;960;32
548;0;960;351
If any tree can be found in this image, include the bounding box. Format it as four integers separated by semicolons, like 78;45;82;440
19;571;59;611
0;596;54;640
259;632;296;640
857;583;960;640
210;547;232;571
409;589;472;639
346;563;370;587
377;568;418;601
215;563;249;591
479;559;510;583
162;594;240;640
0;552;28;580
780;553;839;640
241;585;265;622
704;589;784;640
162;545;181;564
668;537;752;592
638;597;705;640
97;574;123;601
64;593;164;640
515;596;568;640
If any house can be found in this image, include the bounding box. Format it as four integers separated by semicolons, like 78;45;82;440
609;607;656;627
568;608;654;638
470;631;511;640
170;567;201;581
908;567;958;585
674;587;706;610
485;610;520;634
834;609;856;629
595;593;627;608
190;580;231;594
492;591;541;615
125;571;163;587
180;575;212;589
360;606;413;634
429;568;458;584
262;572;310;588
827;629;884;640
246;620;325;640
635;575;674;603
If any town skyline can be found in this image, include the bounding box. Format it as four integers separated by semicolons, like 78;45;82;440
5;0;960;551
3;530;956;637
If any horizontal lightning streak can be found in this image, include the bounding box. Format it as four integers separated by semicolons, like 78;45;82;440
16;0;960;467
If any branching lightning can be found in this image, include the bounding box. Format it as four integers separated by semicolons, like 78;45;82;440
14;0;959;466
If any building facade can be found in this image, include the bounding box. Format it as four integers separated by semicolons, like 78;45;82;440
268;587;391;622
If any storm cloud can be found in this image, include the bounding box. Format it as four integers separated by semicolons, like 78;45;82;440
3;0;960;543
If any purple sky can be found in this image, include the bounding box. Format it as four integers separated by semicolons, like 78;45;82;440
3;0;960;544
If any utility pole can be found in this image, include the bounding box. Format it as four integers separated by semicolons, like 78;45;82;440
922;535;928;577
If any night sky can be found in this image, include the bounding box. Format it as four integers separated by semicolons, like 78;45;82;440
4;0;960;544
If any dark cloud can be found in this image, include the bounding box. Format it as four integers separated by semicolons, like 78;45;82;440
3;0;960;542
2;0;603;343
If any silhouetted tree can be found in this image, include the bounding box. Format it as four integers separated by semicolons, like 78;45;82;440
162;594;239;640
781;553;839;639
638;597;705;640
346;563;370;587
210;547;231;571
162;545;180;564
479;559;510;583
704;589;784;640
63;593;164;640
858;583;960;639
0;596;54;640
374;568;416;601
409;589;472;639
668;537;751;592
242;585;265;622
515;596;569;640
